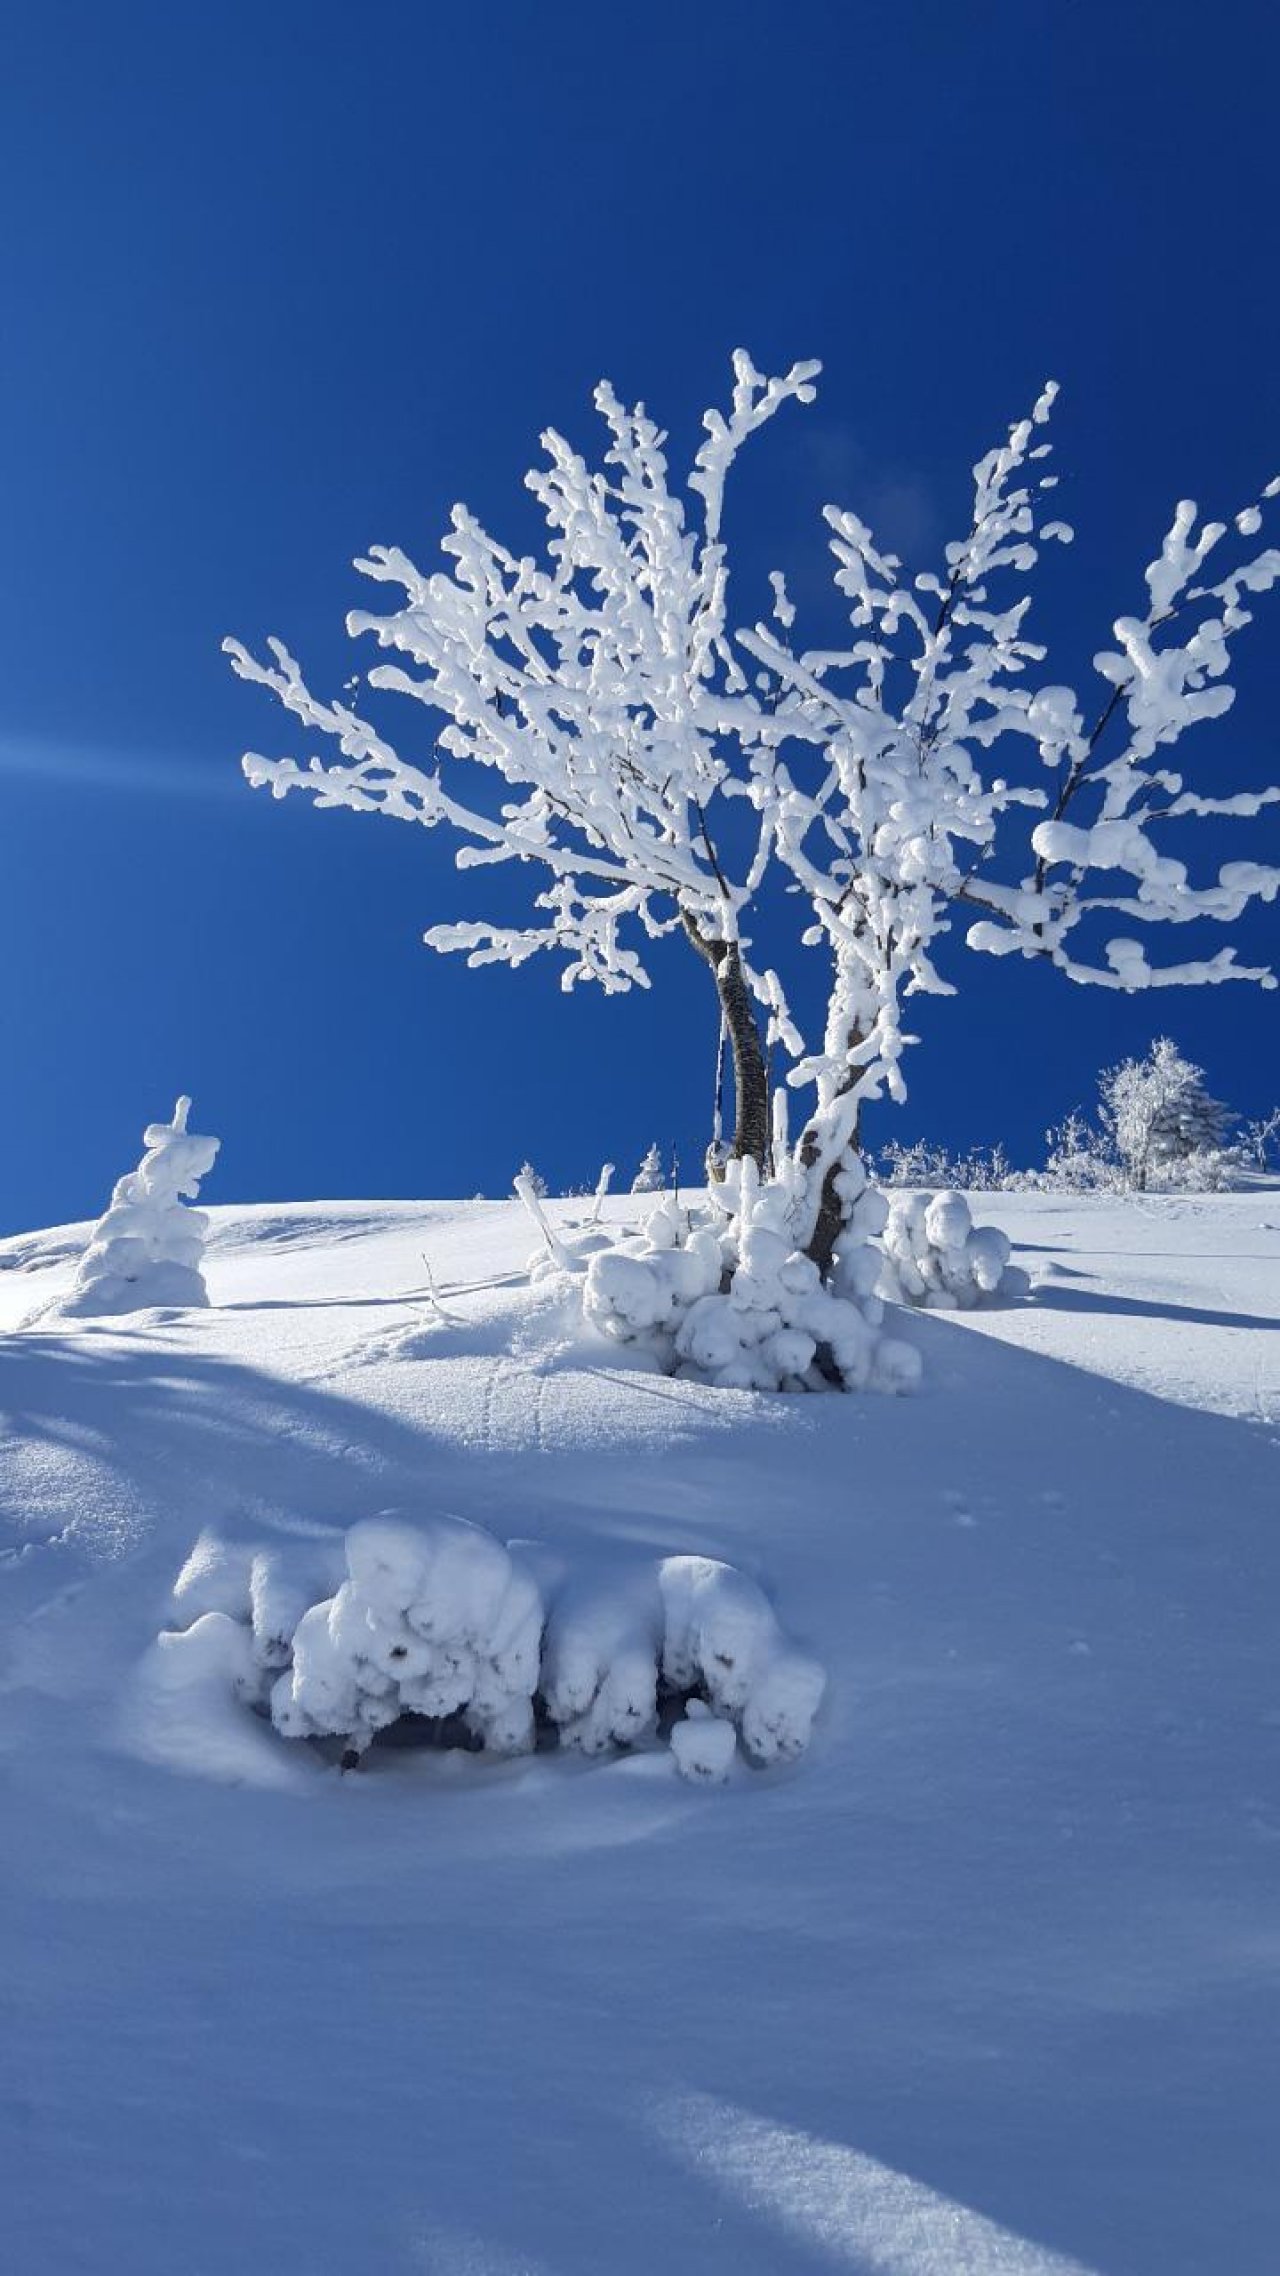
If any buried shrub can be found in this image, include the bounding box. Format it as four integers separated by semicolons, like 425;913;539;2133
583;1156;922;1395
877;1189;1030;1310
157;1514;826;1783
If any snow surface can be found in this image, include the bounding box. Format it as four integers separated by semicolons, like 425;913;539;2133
2;1189;1278;2274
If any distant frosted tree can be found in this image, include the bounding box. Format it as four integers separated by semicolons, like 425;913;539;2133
63;1097;221;1316
1100;1039;1230;1190
631;1143;665;1194
1238;1108;1280;1174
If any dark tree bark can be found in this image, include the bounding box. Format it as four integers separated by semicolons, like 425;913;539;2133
797;1058;864;1277
681;913;770;1170
799;1133;853;1277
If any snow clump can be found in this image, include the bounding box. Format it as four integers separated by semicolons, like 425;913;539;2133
878;1188;1030;1309
669;1701;738;1785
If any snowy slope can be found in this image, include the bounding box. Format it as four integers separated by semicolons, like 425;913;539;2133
1;1192;1278;2276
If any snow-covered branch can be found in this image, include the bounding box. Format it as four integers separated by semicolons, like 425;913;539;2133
226;355;821;1004
734;390;1278;1254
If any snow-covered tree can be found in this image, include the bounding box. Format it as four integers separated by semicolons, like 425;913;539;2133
630;1143;665;1194
516;1160;548;1199
742;387;1279;1262
1099;1038;1230;1191
1238;1107;1280;1175
225;353;821;1168
62;1096;221;1316
228;354;1279;1271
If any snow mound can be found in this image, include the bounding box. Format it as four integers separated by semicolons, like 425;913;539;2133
878;1188;1030;1309
121;1614;311;1790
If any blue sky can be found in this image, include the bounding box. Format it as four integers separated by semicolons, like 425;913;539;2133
1;0;1276;1232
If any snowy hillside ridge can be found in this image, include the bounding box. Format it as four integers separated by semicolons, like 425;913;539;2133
142;1516;825;1781
2;1192;1279;2272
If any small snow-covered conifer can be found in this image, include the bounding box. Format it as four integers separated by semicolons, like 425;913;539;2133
62;1096;221;1316
630;1143;665;1194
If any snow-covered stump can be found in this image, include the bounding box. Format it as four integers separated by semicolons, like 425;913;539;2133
659;1556;826;1768
60;1095;221;1317
878;1189;1029;1309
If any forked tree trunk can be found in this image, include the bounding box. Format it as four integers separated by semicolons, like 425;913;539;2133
681;913;770;1170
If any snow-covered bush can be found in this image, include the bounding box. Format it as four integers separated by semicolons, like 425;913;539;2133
157;1518;826;1782
61;1096;220;1317
878;1189;1029;1310
872;1138;1015;1192
1036;1110;1120;1193
583;1153;921;1394
268;1515;544;1764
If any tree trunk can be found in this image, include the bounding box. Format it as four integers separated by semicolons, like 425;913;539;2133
681;914;770;1170
798;1107;862;1278
797;1036;865;1276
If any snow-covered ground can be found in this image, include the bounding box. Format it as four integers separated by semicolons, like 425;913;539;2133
2;1190;1278;2275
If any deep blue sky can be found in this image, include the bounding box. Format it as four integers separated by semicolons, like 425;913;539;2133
1;0;1276;1232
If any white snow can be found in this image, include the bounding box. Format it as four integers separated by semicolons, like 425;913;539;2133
1;1187;1278;2274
